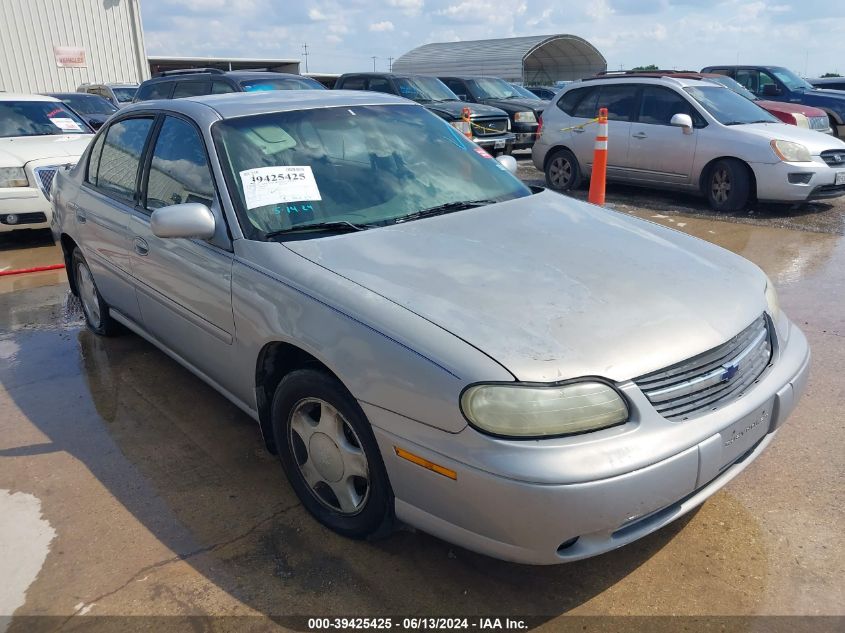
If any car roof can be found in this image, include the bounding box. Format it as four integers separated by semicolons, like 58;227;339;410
145;71;305;82
577;76;709;88
46;92;100;98
119;89;412;119
0;93;60;102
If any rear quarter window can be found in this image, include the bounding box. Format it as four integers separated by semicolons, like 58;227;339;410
557;87;592;116
136;81;173;101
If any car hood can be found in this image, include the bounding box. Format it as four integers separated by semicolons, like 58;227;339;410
757;99;826;117
425;100;508;120
285;191;767;383
0;134;92;165
732;122;845;152
479;98;544;114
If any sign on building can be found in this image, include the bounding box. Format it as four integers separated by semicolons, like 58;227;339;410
54;45;87;68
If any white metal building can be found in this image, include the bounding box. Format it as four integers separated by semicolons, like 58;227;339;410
0;0;149;94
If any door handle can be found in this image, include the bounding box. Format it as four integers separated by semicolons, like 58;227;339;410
632;132;648;139
134;237;149;256
573;128;585;134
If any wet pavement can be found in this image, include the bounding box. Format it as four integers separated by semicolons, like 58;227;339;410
0;199;843;631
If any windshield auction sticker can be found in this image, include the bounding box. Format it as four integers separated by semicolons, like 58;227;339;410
50;117;83;132
239;166;322;209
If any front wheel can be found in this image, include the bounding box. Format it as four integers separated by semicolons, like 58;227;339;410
706;159;751;212
72;248;119;336
271;369;394;539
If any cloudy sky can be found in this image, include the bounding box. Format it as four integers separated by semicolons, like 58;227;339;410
141;0;845;77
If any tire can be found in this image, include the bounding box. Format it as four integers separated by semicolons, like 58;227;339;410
545;148;582;191
72;248;120;336
706;159;751;212
271;369;394;539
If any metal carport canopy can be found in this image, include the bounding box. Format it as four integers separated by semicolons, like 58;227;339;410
392;34;607;83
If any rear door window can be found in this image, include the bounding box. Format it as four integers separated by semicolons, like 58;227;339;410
173;81;212;98
95;118;155;203
572;87;600;119
596;85;638;122
735;69;761;93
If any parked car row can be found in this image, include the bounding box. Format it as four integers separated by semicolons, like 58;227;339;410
48;87;810;565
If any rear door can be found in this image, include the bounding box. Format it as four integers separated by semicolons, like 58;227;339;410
74;116;155;322
128;114;235;390
566;84;635;177
627;86;701;184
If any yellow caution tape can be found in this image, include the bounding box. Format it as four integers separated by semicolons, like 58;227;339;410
559;117;600;132
469;121;513;135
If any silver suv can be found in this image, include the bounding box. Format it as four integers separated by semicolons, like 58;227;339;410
52;90;809;564
533;75;845;210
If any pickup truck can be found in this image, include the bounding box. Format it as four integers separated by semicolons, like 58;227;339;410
701;65;845;138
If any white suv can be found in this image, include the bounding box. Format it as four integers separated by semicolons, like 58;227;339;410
1;94;93;235
532;75;845;211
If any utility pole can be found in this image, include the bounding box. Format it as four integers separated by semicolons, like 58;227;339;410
371;56;377;71
302;43;309;73
388;57;394;72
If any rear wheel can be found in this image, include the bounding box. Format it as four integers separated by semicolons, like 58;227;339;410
272;369;394;539
72;248;119;336
545;148;582;191
706;159;751;212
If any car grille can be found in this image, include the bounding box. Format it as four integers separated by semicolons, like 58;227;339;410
471;117;509;137
809;116;830;132
33;166;59;200
820;150;845;166
634;315;772;421
1;212;48;225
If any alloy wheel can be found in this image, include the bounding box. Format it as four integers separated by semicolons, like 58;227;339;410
549;156;573;189
711;167;731;204
288;398;370;516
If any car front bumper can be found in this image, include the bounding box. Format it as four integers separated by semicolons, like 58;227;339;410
473;133;516;153
368;318;810;565
752;157;845;202
0;187;52;232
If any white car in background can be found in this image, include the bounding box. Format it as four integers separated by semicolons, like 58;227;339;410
0;94;93;236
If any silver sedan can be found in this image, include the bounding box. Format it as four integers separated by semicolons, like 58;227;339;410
53;90;810;564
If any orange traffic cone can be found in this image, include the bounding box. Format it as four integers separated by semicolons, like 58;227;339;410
588;107;608;206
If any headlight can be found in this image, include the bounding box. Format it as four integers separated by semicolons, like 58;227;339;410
0;167;28;188
461;381;628;438
450;120;472;138
513;111;536;123
770;139;811;162
765;275;780;321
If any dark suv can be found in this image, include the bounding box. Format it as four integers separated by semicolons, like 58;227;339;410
701;65;845;138
134;69;325;102
334;73;515;155
439;76;545;150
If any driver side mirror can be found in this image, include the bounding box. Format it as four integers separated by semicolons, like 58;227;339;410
151;203;216;239
496;154;518;175
761;84;782;97
670;113;694;135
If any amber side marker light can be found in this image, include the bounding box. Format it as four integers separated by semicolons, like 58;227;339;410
394;447;457;480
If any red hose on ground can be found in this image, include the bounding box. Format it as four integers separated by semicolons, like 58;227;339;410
0;263;65;277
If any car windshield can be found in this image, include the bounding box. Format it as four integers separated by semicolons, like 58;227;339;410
0;101;91;137
770;68;815;91
213;104;530;239
706;76;758;101
55;94;117;115
240;77;326;91
684;86;779;125
394;77;459;102
468;78;522;100
112;87;137;102
510;84;542;100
